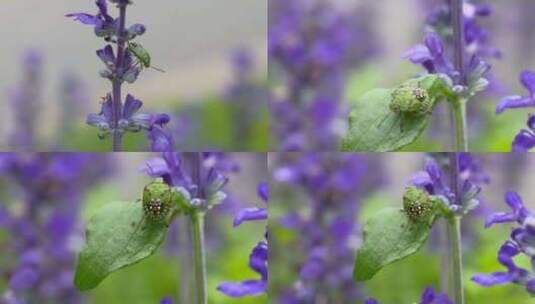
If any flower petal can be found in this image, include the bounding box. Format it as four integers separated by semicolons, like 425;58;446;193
471;272;513;286
520;70;535;94
65;13;98;25
217;280;266;297
512;129;535;152
233;208;267;226
496;96;535;114
123;94;143;119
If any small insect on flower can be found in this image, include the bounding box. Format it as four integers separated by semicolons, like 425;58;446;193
127;42;165;73
402;187;437;223
142;179;173;221
389;81;434;116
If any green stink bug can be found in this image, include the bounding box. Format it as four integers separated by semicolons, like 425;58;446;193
389;81;434;117
142;179;173;221
128;42;165;73
402;186;437;223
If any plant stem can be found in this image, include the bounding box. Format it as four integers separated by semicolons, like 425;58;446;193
447;215;464;304
452;98;468;151
450;0;468;152
447;153;464;304
190;211;208;304
111;4;127;151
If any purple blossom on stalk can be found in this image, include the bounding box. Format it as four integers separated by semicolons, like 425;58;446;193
269;0;378;150
366;286;452;304
7;50;43;150
273;153;382;303
218;182;268;297
495;71;535;151
0;153;109;304
408;0;496;90
410;153;487;213
472;192;535;296
67;0;169;151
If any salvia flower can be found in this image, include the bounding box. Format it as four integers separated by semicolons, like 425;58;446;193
143;153;235;212
269;0;378;150
367;286;452;304
274;153;382;303
410;154;487;215
218;182;269;297
8;50;43;150
472;192;535;295
67;0;170;150
0;154;109;304
495;71;535;151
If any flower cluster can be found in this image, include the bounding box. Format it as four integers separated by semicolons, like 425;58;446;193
495;71;535;151
7;50;43;150
269;0;378;150
0;154;109;304
366;286;452;304
273;153;382;302
143;152;236;213
472;192;535;295
67;0;170;149
410;153;488;215
407;0;497;96
218;182;268;297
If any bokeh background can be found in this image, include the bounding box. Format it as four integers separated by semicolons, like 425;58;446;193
0;152;267;303
0;1;267;151
269;0;535;151
270;153;535;303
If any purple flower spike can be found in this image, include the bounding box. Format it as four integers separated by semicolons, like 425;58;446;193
473;192;535;296
496;71;535;114
217;241;268;297
219;183;268;298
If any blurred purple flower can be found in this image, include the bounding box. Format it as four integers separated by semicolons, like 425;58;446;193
269;0;379;150
274;153;382;302
367;286;452;304
472;191;535;296
0;153;110;303
8;50;43;150
218;182;269;298
411;153;487;212
496;71;535;114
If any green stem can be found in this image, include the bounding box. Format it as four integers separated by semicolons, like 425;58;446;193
190;211;207;304
452;98;468;152
447;215;464;304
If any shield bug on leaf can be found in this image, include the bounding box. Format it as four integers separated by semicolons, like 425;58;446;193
127;42;165;72
402;186;437;223
142;179;173;221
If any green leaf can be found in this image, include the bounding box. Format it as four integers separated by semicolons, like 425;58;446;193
74;201;169;291
341;75;446;152
354;208;433;281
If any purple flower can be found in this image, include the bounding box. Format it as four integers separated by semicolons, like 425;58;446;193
274;153;382;302
496;71;535;114
217;241;268;297
511;115;535;152
218;182;269;297
143;153;233;211
68;0;170;151
410;154;487;212
472;191;535;296
233;182;268;226
159;297;173;304
367;286;452;304
8;50;43;150
0;154;110;303
404;32;456;78
269;0;379;150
